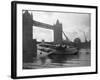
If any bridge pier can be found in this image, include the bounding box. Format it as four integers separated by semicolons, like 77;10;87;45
23;11;37;63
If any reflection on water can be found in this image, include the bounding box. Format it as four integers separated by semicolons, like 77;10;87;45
23;49;91;69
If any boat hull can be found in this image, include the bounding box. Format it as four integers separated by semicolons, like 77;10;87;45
51;48;78;55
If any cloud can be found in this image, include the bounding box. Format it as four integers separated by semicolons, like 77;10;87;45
31;10;90;42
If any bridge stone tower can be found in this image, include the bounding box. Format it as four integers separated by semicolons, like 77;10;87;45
53;20;62;44
23;11;37;63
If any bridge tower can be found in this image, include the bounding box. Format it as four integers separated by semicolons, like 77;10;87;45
53;20;62;44
23;11;37;63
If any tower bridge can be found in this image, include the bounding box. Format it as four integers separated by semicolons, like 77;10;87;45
23;11;63;62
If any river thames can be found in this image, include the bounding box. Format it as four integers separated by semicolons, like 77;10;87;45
23;48;91;69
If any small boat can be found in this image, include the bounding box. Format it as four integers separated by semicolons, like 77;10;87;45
37;43;78;58
52;44;79;55
37;43;55;58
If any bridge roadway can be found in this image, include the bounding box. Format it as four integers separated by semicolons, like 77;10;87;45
33;20;54;30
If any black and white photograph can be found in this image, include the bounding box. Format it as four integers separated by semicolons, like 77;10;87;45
11;1;97;79
23;10;91;69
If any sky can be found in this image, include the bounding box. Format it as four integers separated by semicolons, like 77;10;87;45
30;11;91;42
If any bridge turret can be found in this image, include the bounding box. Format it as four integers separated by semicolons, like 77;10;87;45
56;19;60;24
23;10;33;26
54;19;62;44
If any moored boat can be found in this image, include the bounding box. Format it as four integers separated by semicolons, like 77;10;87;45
37;43;79;58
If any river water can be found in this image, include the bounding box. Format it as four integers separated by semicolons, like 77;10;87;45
23;49;91;69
